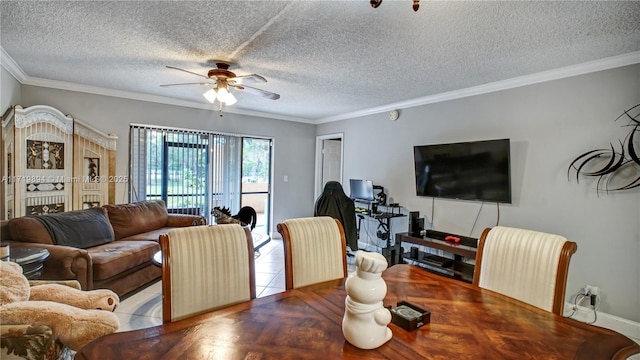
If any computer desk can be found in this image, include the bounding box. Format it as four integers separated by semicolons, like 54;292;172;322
355;203;406;264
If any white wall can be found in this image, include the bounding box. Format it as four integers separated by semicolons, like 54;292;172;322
1;67;20;112
317;64;640;322
17;86;318;235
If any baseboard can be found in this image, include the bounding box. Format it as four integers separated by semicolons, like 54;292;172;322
564;302;640;341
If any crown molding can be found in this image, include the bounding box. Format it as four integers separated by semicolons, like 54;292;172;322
0;46;311;124
21;77;313;123
0;47;27;82
316;51;640;124
2;45;638;125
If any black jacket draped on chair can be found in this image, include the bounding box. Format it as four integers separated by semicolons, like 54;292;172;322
314;181;358;251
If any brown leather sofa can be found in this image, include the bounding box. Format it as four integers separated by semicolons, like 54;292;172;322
1;200;206;296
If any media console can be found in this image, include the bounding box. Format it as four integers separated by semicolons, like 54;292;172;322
396;229;477;283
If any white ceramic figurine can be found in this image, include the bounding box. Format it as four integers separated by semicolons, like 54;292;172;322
342;250;392;349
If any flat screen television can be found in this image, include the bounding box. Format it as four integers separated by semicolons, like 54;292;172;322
414;139;512;203
349;179;374;202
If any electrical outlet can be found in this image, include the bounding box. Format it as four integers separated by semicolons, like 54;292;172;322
585;285;600;296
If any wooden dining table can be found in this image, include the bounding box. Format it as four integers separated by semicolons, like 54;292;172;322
75;265;639;360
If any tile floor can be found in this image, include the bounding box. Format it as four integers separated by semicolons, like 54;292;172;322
114;237;357;332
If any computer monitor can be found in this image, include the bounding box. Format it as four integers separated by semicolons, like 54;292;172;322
349;179;374;202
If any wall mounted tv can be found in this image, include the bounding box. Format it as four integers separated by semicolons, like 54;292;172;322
414;139;512;203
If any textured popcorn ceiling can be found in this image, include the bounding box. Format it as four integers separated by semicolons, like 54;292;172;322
1;1;639;123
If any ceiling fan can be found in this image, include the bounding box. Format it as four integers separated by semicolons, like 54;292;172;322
161;62;280;106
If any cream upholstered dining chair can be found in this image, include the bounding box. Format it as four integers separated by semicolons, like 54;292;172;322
276;216;348;290
159;224;256;323
472;226;577;315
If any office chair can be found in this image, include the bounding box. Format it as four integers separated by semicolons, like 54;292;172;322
314;181;358;252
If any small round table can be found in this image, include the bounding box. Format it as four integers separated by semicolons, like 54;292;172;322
152;250;162;267
10;247;50;279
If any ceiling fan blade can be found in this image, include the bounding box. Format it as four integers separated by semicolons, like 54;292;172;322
230;84;280;100
160;82;215;87
230;74;267;85
166;66;209;79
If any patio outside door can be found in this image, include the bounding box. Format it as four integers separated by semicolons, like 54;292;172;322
241;138;272;248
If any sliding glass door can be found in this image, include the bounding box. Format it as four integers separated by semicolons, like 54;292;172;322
241;138;272;238
130;125;272;239
130;127;208;215
163;136;208;214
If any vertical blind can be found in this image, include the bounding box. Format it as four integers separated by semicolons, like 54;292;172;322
129;125;242;217
210;133;242;212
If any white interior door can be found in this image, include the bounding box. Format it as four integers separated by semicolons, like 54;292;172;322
322;139;342;186
315;133;343;199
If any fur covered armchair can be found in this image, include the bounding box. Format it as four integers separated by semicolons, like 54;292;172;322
0;261;119;360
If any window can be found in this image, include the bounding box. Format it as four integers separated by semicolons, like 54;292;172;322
130;126;209;215
129;125;271;236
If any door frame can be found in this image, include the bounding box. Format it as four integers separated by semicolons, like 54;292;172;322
314;133;344;199
239;136;273;239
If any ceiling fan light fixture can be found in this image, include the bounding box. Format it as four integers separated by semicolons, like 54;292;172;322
164;62;279;106
203;86;237;106
216;86;237;105
216;86;230;100
203;88;217;103
224;92;237;105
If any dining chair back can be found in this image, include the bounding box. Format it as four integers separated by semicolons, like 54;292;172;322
277;216;347;290
159;224;255;323
473;226;577;315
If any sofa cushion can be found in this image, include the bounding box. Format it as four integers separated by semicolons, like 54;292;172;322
7;216;53;245
104;200;169;240
120;227;177;242
88;240;159;281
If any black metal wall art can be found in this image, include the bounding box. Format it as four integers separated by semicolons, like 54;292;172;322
568;103;640;194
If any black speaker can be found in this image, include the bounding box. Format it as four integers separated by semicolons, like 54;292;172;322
416;218;424;236
409;211;421;236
